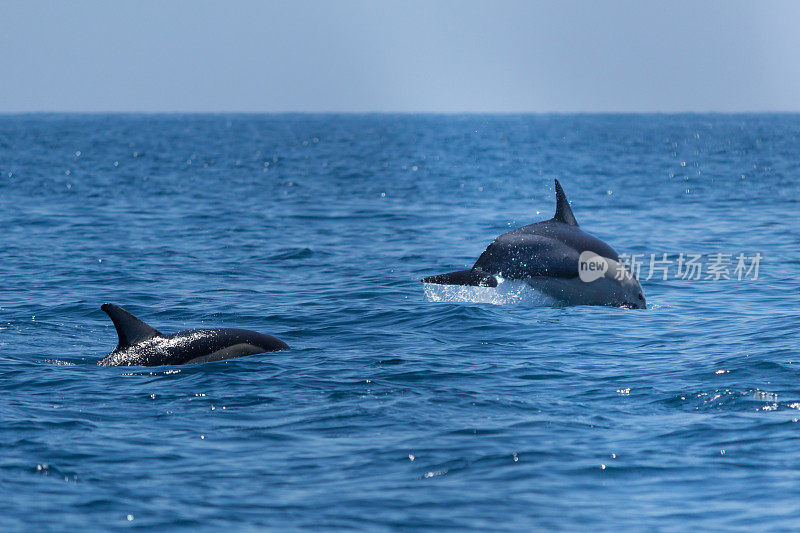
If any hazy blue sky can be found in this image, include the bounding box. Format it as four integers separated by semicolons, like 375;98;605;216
2;0;800;112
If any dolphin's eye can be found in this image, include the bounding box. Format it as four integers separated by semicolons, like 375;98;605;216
638;293;644;301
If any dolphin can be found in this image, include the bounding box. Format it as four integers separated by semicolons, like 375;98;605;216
97;303;289;366
421;180;646;308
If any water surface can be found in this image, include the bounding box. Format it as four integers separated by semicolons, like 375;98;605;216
1;114;799;530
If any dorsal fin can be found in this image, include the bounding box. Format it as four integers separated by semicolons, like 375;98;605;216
552;179;579;226
101;303;162;348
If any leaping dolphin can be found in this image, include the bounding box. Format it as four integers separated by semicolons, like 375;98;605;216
97;304;289;366
421;180;646;308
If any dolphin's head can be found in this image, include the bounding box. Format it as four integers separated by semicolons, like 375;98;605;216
623;277;646;309
577;252;646;309
608;259;646;309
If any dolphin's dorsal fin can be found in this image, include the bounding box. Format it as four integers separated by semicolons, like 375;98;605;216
101;303;162;348
552;179;579;226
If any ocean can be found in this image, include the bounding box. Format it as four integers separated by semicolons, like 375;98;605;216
1;114;799;530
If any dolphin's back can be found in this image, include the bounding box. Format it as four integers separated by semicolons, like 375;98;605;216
161;329;287;366
163;328;289;365
98;328;289;366
473;220;619;280
512;220;618;259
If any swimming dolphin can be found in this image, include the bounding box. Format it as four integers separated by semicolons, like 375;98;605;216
97;303;289;366
421;180;646;308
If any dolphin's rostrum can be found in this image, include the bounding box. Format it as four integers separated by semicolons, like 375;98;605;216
422;180;646;308
97;303;289;366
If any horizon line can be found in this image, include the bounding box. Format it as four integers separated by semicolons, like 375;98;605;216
3;109;800;116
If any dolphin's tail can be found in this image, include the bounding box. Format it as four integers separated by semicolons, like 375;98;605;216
421;269;498;287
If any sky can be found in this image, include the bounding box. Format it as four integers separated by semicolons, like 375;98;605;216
2;0;800;113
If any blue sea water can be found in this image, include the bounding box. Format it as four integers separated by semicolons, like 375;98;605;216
1;114;799;531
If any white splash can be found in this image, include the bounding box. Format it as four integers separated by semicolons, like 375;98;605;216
422;278;560;306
